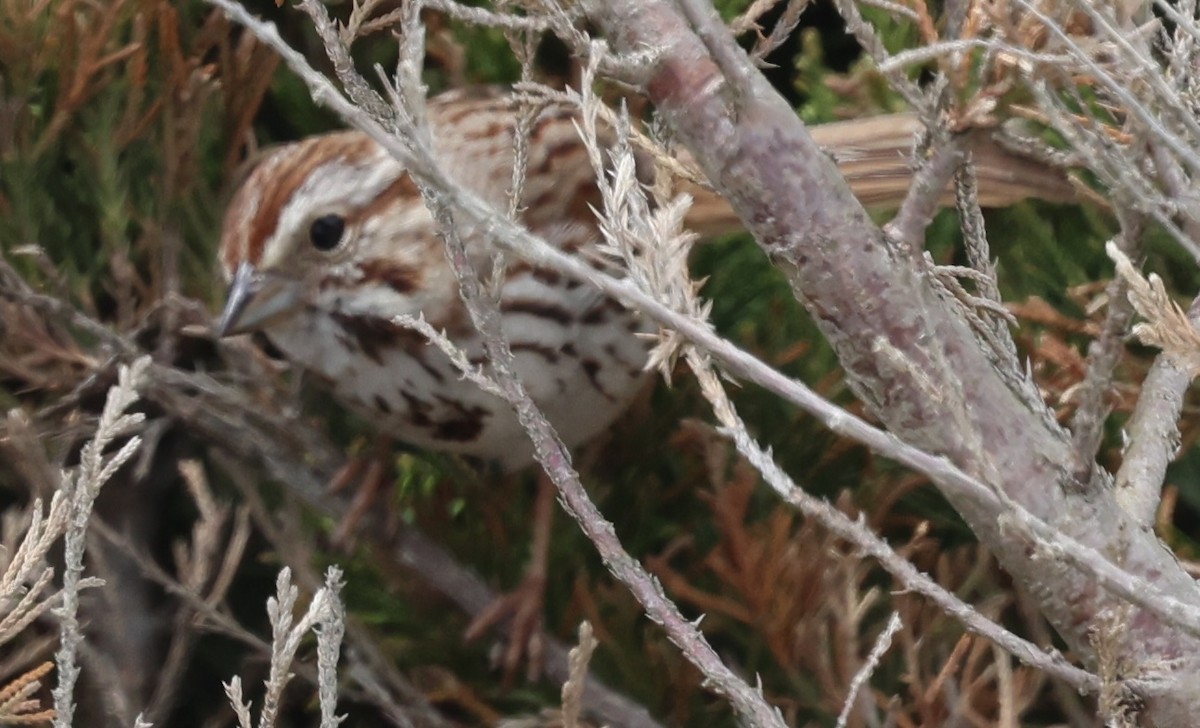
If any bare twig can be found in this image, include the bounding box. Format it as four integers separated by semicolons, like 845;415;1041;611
883;124;966;252
206;0;1200;697
208;2;785;724
52;357;148;728
1108;245;1200;525
560;622;597;728
836;612;902;728
1068;212;1143;486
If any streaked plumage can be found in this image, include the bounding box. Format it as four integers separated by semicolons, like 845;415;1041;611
217;89;1076;468
218;90;664;468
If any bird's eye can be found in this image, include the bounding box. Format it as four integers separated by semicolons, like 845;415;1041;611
309;214;346;251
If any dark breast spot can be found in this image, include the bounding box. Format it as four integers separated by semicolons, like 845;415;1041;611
401;391;433;426
331;313;425;366
411;348;446;384
604;341;645;371
582;306;608;325
358;259;421;295
431;395;489;442
580;358;616;402
582;298;626;325
433;417;484;442
502;298;575;327
530;268;562;287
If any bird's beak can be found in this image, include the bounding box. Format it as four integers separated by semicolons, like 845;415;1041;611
217;262;303;337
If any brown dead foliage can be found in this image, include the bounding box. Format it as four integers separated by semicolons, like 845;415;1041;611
640;422;1063;726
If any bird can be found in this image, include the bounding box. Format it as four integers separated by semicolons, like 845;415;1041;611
214;86;1077;674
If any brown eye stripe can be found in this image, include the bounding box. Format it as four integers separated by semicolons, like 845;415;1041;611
222;98;595;278
242;133;380;267
330;311;425;365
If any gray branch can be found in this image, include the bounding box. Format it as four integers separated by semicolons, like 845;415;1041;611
586;0;1200;722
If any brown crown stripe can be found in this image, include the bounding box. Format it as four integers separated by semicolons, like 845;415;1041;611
244;133;379;267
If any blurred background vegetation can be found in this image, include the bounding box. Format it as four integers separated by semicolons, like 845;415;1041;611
1;0;1194;725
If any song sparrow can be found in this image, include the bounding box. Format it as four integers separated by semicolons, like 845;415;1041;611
216;89;1075;469
217;89;680;469
214;86;1075;672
